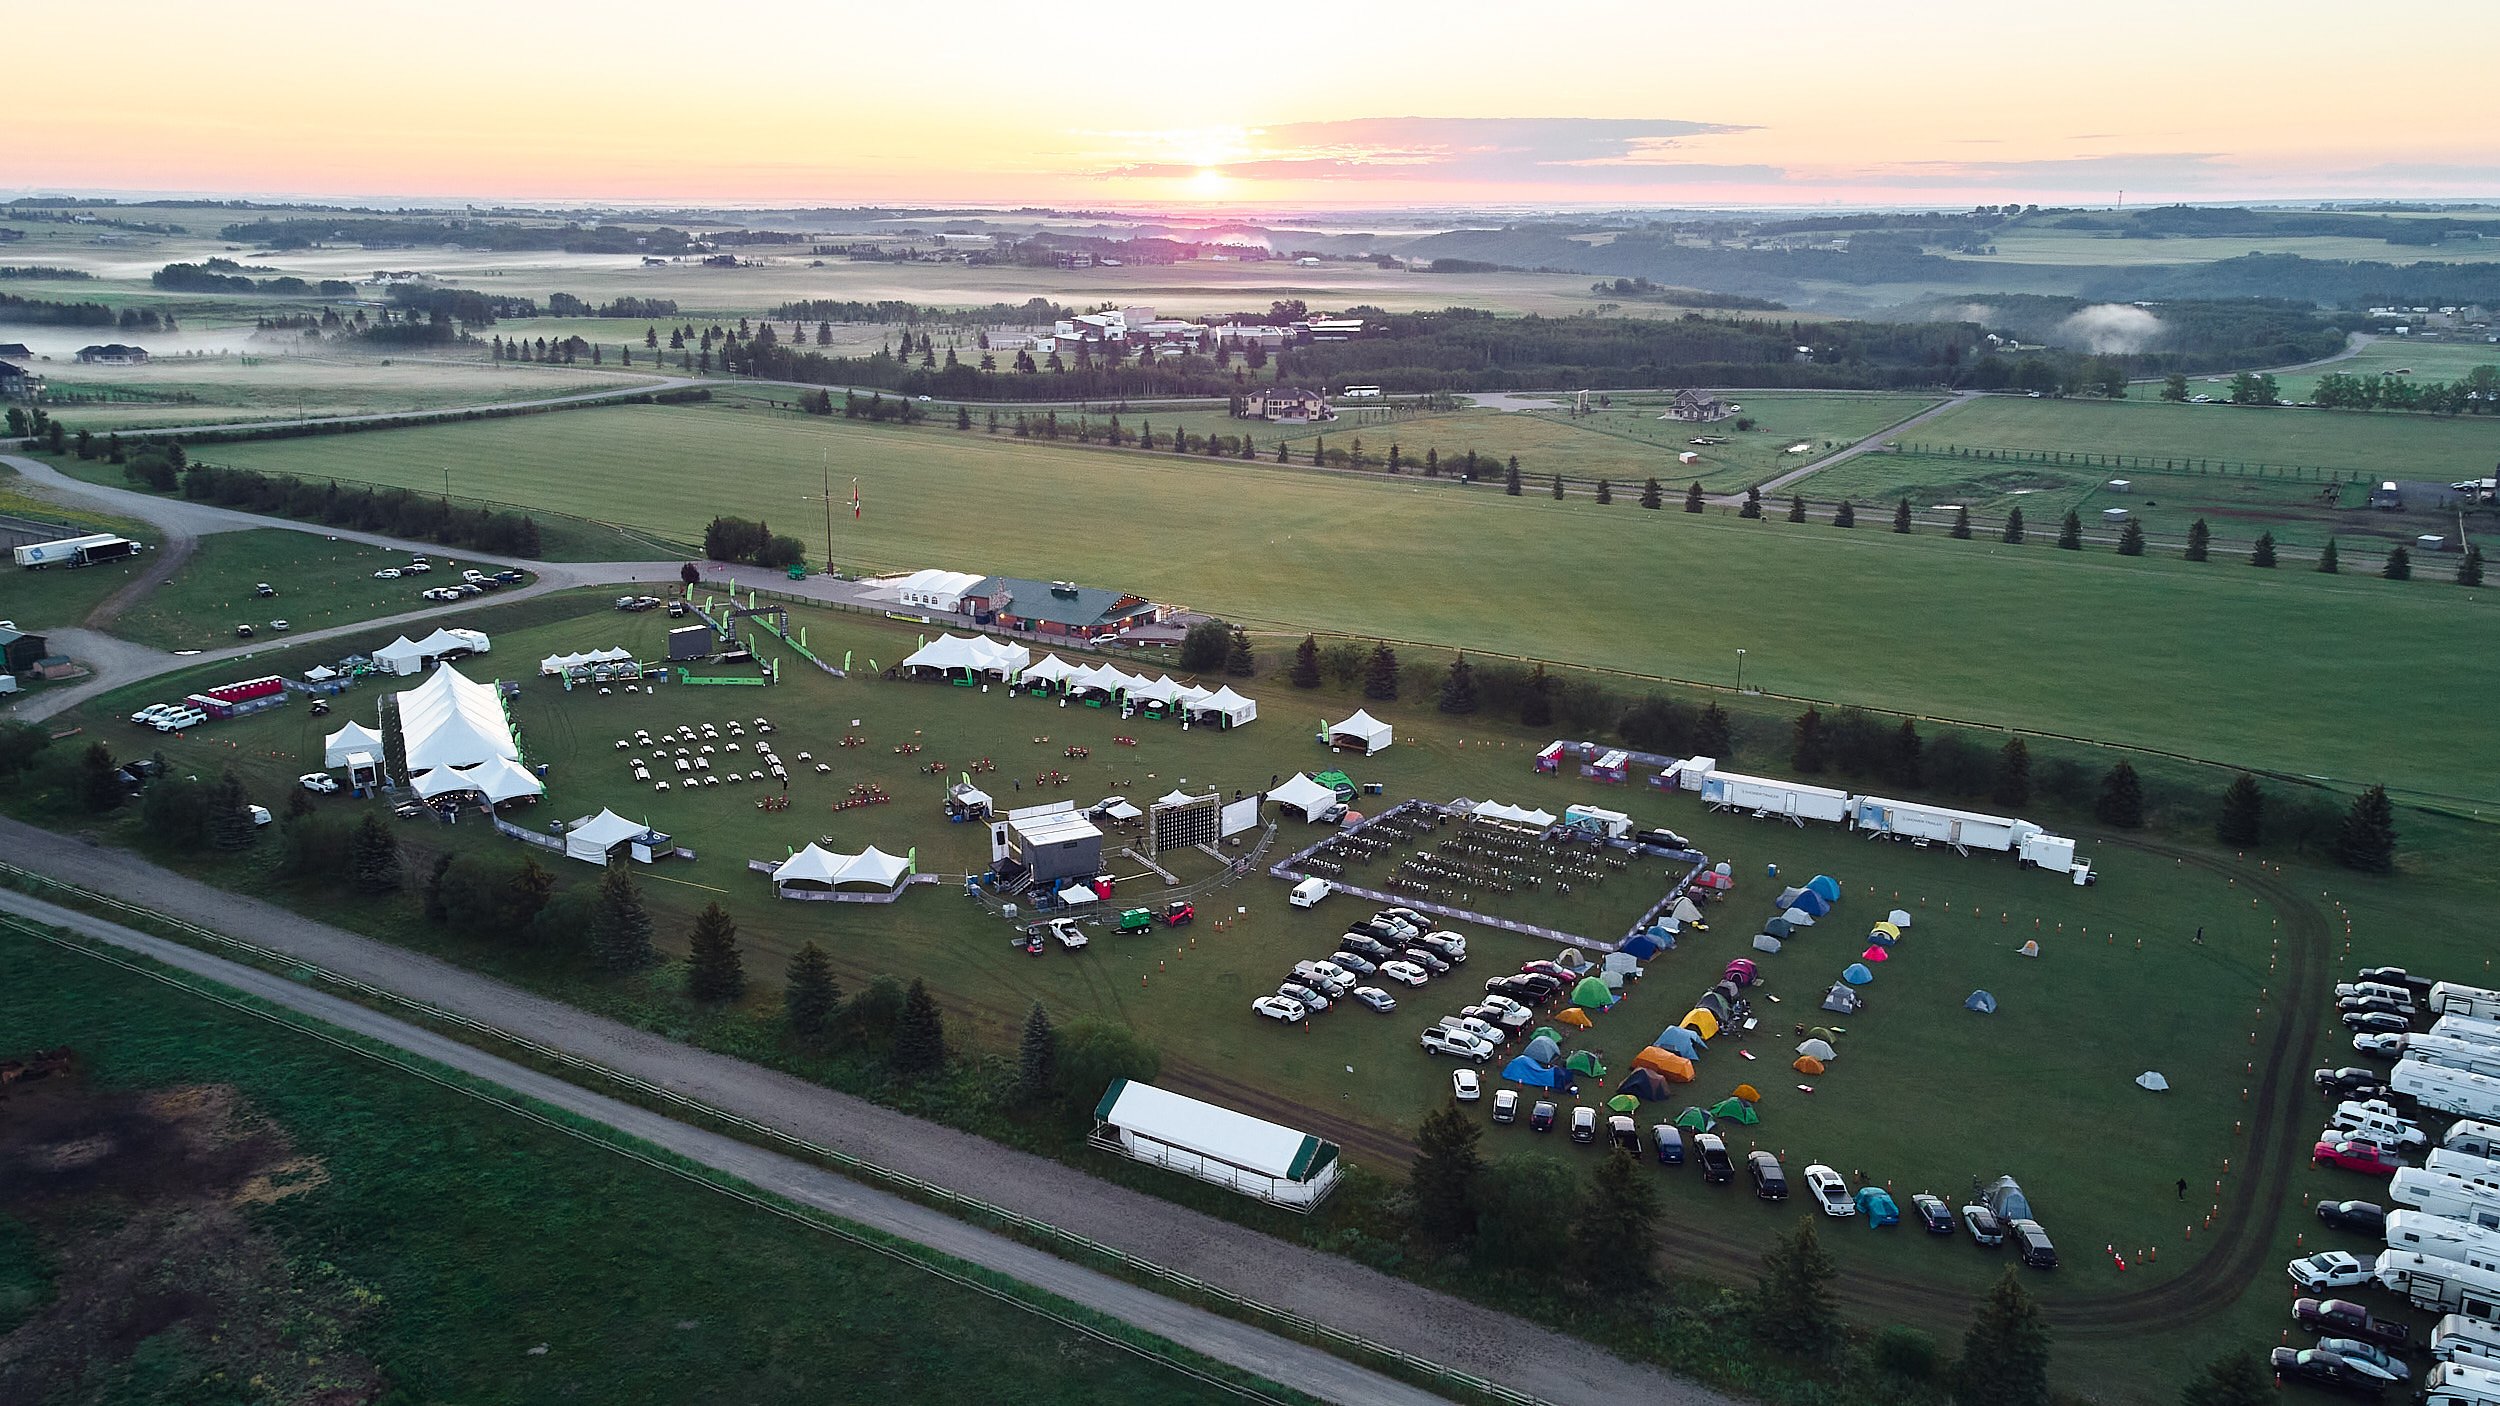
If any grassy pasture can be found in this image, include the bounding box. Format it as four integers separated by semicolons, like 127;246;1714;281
179;403;2500;799
0;474;156;632
0;932;1293;1405
1903;392;2500;481
105;528;512;652
2266;337;2500;402
37;354;652;430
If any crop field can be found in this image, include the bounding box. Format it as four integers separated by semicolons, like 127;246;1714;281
43;587;2498;1401
0;931;1294;1405
1901;392;2500;481
104;528;515;652
173;403;2500;800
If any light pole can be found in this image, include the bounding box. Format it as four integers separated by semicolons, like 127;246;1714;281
1735;648;1747;694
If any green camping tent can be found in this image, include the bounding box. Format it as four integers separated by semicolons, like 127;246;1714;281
1570;975;1615;1009
1673;1106;1716;1131
1531;1025;1561;1048
1607;1093;1640;1113
1709;1096;1760;1125
1566;1050;1608;1080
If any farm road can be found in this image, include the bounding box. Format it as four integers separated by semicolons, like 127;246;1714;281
0;819;1734;1406
1742;392;1981;499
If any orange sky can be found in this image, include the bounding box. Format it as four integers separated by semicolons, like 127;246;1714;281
15;1;2496;206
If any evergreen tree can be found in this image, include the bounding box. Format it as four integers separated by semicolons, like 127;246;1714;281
503;855;556;936
2251;531;2278;568
1791;707;1829;773
77;742;124;813
685;901;745;1001
1891;719;1924;786
1520;665;1554;728
2117;519;2145;555
2179;1348;2272;1406
2317;537;2339;574
1289;635;1322;689
1752;1218;1840;1354
1953;1269;2050;1406
1223;626;1256;678
784;941;839;1042
2056;510;2082;549
1684;481;1706;513
350;812;400;892
1993;737;2032;808
588;858;656;971
1740;486;1762;519
1501;460;1521;495
1017;1002;1059;1104
1595;479;1612;505
2332;784;2397;873
1409;1106;1484;1248
2384;545;2411;580
1640;478;1663;509
1893;497;1913;533
1362;644;1400;701
1951;506;1972;539
1551;472;1565;500
1438;655;1479;714
1788;494;1807;523
2185;517;2211;562
208;768;256;849
2096;762;2144;828
2462;543;2486;587
892;977;947;1074
1833;499;1856;528
2217;774;2265;846
421;853;455;922
1695;702;1733;757
1576;1146;1661;1292
2002;505;2025;544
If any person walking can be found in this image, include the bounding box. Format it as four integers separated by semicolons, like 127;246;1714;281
2193;925;2205;945
2176;1177;2188;1200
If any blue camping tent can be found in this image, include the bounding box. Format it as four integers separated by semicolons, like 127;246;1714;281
1842;962;1875;986
1763;916;1794;939
1523;1034;1562;1066
1653;1026;1706;1058
1792;888;1831;918
1622;931;1666;960
1964;990;1998;1014
1502;1054;1566;1088
1807;874;1841;904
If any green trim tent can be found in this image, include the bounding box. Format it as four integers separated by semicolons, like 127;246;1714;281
1709;1096;1760;1125
1566;1050;1608;1080
1673;1106;1716;1131
1570;975;1616;1009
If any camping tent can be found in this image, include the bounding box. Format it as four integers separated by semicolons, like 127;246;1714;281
1671;896;1707;926
1791;888;1831;918
1964;990;1998;1014
1622;931;1666;960
1555;1007;1595;1029
1603;952;1641;979
1607;1094;1642;1115
1752;935;1783;954
1860;945;1890;963
1651;1026;1705;1058
1696;991;1730;1021
1807;875;1841;904
1763;917;1794;939
2018;940;2040;957
322;721;384;769
1522;1034;1561;1066
2135;1071;2170;1092
1569;976;1615;1010
1870;920;1902;942
1673;1106;1715;1131
1794;1055;1826;1075
1556;947;1590;973
1797;1038;1837;1061
1733;1083;1762;1104
1680;1008;1721;1040
1781;906;1816;927
1821;984;1863;1014
1722;958;1757;986
1268;773;1342;823
565;808;658;865
1841;962;1874;985
1888;909;1913;928
1325;709;1393;755
1631;1050;1696;1084
1502;1054;1564;1089
1709;1097;1759;1125
1186;685;1258;729
1565;1050;1607;1079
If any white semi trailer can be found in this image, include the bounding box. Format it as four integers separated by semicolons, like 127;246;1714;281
1694;770;1850;826
1845;795;2094;883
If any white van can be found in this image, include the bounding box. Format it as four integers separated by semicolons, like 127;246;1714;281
1289;877;1333;908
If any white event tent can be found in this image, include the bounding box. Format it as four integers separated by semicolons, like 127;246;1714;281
1470;800;1556;828
395;663;520;776
1326;709;1393;755
1185;686;1257;729
771;843;915;892
1268;773;1343;823
1021;654;1082;688
540;646;633;675
564;808;667;865
322;721;384;769
899;633;1030;679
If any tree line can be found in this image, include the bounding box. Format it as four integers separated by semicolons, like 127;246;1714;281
152;260;355;297
104;443;546;556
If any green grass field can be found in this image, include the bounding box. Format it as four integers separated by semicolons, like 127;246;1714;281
1901;393;2500;481
1948;228;2500;268
105;528;519;651
0;931;1294;1405
38;355;655;431
181;403;2500;801
0;474;158;632
2266;338;2500;403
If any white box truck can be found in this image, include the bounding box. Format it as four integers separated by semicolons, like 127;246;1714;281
2391;1212;2500;1276
13;532;140;568
2423;1360;2500;1406
1561;804;1634;840
2437;984;2500;1020
2380;1249;2500;1320
1697;770;1849;825
2395;1170;2500;1229
2400;1062;2500;1120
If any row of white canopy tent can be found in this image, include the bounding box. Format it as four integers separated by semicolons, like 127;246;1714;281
411;754;545;804
540;646;634;675
374;628;490;677
397;663;521;776
1018;654;1258;727
1469;800;1557;828
899;633;1031;679
770;842;915;892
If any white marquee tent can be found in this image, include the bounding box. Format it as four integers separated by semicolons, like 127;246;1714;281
564;808;664;866
1185;686;1257;728
540;646;634;675
1269;773;1342;823
1126;675;1184;707
462;754;546;805
375;628;492;677
1470;800;1556;828
771;843;914;891
322;721;384;769
1022;654;1082;687
1067;662;1134;696
899;633;1030;679
1326;709;1393;755
396;664;520;775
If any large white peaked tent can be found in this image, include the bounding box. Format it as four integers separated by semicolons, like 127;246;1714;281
1185;685;1257;729
322;721;384;769
373;636;430;677
1268;772;1342;823
565;808;663;865
1326;708;1393;755
772;843;913;892
899;633;1030;679
395;664;520;775
1021;654;1081;687
461;754;546;805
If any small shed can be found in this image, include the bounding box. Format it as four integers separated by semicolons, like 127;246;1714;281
1091;1079;1342;1210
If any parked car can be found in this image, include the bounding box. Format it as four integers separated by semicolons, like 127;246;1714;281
2356;966;2418;989
2268;1347;2383;1396
1608;1115;1641;1153
1350;985;1397;1013
1461;1003;1531;1035
1913;1193;1956;1235
1399;947;1451;975
151;707;206;732
1367;914;1421;941
2317;1068;2393;1099
1529;1100;1557;1133
1475;993;1531;1023
1330;951;1380;977
405;561;431;574
491;569;526;584
1695;1133;1734;1183
2011;1219;2057;1269
297;772;339;794
268;620;289;632
1380;961;1430;987
234;623;255;638
2344;1010;2412;1034
2314;1139;2403;1176
373;567;403;579
2340;994;2413;1018
2294;1298;2411;1348
1569;1106;1597;1145
1435;1016;1505;1049
1419;1027;1492;1061
1252;995;1306;1022
1046;917;1088;950
1491;1089;1520;1124
2314;1338;2410;1383
1962;1204;2008;1246
1414;930;1468;962
130;704;179;726
2316;1200;2388;1235
1277;981;1331;1013
1860;1187;1901;1227
1306;959;1358;991
1452;1069;1481;1102
1749;1151;1789;1200
1804;1164;1855;1217
1520;961;1573;981
2354;1032;2408;1059
1339;933;1395;960
253;582;277;597
2290;1251;2375;1293
1652;1125;1686;1165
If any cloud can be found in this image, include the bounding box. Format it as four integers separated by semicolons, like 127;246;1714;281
1084;116;1757;185
2057;303;2165;355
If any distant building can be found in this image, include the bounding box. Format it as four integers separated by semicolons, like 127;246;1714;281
893;568;987;615
74;344;149;365
1667;388;1731;422
1300;317;1364;341
1238;387;1332;423
0;361;30;400
0;624;49;676
963;576;1164;639
1214;324;1292;350
0;343;33;360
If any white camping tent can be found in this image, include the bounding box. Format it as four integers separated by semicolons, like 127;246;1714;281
1186;685;1258;728
1269;773;1342;822
565;809;659;865
323;721;384;769
396;664;519;775
1022;654;1081;687
1327;709;1392;755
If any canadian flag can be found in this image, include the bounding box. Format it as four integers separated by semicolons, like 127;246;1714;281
852;478;861;520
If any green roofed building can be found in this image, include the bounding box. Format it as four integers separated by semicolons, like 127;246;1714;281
964;576;1164;640
1091;1079;1343;1211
